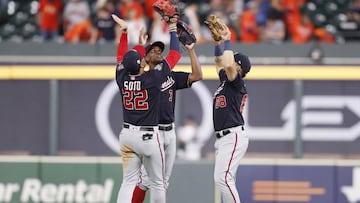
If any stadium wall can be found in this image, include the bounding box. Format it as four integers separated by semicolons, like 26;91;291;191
1;43;360;203
1;65;360;157
0;156;359;203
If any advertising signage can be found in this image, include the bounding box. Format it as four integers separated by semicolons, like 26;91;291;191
0;157;359;203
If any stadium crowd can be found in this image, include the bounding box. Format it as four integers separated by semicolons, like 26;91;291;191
1;0;359;44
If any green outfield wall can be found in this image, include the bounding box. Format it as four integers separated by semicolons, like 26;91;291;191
0;156;359;203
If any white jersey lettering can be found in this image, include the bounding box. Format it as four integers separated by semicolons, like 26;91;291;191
124;81;141;91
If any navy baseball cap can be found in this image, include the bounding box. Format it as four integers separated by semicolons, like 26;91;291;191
145;41;165;55
234;52;251;74
122;50;142;74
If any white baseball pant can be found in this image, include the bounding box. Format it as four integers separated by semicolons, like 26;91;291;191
214;125;249;203
138;123;176;190
117;124;166;203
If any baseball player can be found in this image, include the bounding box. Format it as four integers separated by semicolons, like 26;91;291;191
132;29;203;202
113;15;169;203
212;23;251;203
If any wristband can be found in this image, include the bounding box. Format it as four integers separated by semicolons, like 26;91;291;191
169;24;177;32
169;26;177;33
214;45;223;57
224;40;231;50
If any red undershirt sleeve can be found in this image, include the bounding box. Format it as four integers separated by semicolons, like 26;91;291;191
165;50;181;70
132;45;146;59
117;33;128;63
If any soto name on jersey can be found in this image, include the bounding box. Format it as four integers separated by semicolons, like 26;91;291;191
124;81;141;91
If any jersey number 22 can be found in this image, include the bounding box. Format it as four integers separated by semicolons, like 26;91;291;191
122;89;149;110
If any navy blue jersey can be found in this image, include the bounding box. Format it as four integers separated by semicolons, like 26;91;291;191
159;69;190;124
213;69;248;131
116;64;167;126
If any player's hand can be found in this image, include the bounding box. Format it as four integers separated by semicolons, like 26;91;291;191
168;17;178;24
168;17;178;31
138;27;148;46
111;14;127;32
140;58;147;69
185;42;195;51
220;24;231;41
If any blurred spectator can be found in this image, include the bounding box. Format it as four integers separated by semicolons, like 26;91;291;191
95;0;109;10
314;27;335;43
348;0;360;22
63;0;92;43
220;11;239;42
277;0;306;39
2;0;357;44
291;13;314;43
270;0;284;19
209;0;227;19
338;0;360;41
143;0;157;30
183;3;205;43
119;0;144;20
208;0;242;40
177;116;202;161
256;0;272;27
226;0;244;40
239;1;260;43
261;10;285;44
37;0;63;41
89;1;119;44
118;0;146;44
232;0;245;18
149;12;170;44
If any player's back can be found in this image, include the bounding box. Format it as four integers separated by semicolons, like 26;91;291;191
116;68;162;126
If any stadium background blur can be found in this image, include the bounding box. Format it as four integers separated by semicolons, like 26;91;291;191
0;1;360;203
0;0;359;44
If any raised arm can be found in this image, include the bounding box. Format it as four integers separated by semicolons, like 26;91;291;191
112;14;128;63
185;43;202;84
165;18;181;69
221;25;238;81
214;40;224;74
132;27;147;59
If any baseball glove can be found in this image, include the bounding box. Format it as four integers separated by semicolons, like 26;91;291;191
152;0;180;22
204;14;225;41
177;20;196;46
